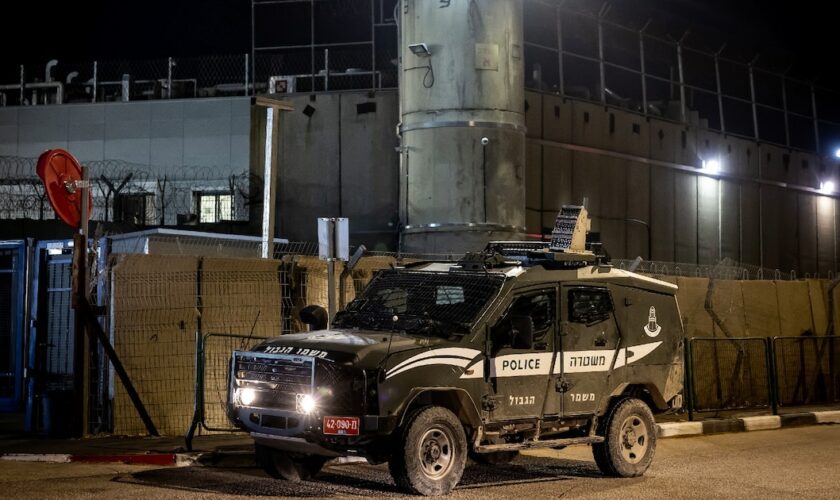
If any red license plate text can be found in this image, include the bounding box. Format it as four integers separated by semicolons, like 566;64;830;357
323;416;360;436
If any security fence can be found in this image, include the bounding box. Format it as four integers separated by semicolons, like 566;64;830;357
686;337;773;414
686;336;840;417
5;0;840;157
773;336;840;407
186;333;269;448
98;242;840;437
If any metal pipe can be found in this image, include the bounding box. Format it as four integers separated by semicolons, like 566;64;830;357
251;0;256;94
19;65;24;106
714;45;726;133
310;0;315;92
748;55;760;140
45;59;58;83
811;83;821;153
370;0;376;91
91;61;97;103
639;21;650;116
676;40;687;124
167;57;174;99
597;12;606;104
781;72;791;147
325;49;330;91
244;53;249;96
556;4;564;96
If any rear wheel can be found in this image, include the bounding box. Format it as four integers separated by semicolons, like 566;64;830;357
256;444;327;481
592;398;656;477
389;406;467;496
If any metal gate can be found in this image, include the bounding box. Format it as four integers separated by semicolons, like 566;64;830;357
25;240;76;432
0;241;26;412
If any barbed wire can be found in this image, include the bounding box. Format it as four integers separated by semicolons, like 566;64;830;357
0;156;256;223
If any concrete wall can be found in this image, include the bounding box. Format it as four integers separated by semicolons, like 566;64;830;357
271;91;400;250
0;97;251;174
4;90;838;272
525;91;840;275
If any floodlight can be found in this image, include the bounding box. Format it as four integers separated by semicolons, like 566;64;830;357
821;180;835;194
408;43;432;57
834;148;840;159
702;159;721;174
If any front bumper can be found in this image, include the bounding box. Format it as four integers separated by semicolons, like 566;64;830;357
231;405;397;456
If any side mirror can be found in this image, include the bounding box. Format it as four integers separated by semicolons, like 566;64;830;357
509;315;534;350
299;304;328;331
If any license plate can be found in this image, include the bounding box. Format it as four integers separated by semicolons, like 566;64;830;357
323;416;360;436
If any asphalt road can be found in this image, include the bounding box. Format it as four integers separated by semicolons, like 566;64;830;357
3;425;839;499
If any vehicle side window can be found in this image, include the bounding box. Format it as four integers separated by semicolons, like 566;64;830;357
494;291;556;344
569;288;612;325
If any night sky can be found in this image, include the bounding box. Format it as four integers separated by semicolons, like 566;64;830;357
1;0;835;85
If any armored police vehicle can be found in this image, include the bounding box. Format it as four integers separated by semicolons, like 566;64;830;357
227;207;684;496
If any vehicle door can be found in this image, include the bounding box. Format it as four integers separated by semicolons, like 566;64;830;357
558;285;622;416
488;288;557;421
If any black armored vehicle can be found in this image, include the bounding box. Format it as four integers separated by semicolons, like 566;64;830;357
227;210;684;496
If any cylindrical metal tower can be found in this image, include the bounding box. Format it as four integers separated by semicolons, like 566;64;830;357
398;0;526;254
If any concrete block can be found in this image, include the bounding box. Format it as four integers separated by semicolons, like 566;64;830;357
657;421;703;438
696;175;719;265
813;411;840;424
719;180;740;262
524;91;543;139
701;419;744;434
798;194;817;275
779;413;818;428
739;184;761;266
723;136;759;179
571;101;607;150
817;196;836;275
650;166;675;262
741;415;781;431
674;173;698;264
541;94;572;143
758;144;789;183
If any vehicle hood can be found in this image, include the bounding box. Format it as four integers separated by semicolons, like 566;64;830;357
252;329;446;370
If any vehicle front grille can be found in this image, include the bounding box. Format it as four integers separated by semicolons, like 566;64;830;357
234;353;314;409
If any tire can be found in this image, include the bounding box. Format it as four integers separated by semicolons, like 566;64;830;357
469;450;519;465
256;444;327;481
592;398;656;478
389;406;468;496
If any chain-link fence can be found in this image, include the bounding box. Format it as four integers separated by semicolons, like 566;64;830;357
686;337;773;414
773;336;840;407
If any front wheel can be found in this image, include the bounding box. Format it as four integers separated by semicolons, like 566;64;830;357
256;444;327;481
389;406;467;496
592;398;656;477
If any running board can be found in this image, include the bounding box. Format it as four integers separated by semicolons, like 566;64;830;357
474;435;604;453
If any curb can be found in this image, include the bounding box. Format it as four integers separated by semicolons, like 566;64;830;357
0;452;199;467
656;410;840;439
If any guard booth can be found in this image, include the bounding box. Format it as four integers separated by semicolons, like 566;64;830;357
0;241;26;413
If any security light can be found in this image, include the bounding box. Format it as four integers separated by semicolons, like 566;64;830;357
702;158;721;174
408;43;432;57
834;148;840;159
820;180;835;194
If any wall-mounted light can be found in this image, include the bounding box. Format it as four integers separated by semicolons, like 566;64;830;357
408;43;432;57
834;148;840;159
701;158;721;174
820;180;835;194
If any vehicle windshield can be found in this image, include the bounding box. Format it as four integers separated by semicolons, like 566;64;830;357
332;270;504;336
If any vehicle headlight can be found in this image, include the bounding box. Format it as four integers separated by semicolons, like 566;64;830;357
239;388;257;406
297;394;317;414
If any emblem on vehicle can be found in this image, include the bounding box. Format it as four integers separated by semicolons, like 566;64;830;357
644;306;661;337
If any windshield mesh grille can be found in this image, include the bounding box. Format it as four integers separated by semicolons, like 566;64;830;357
334;271;504;332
